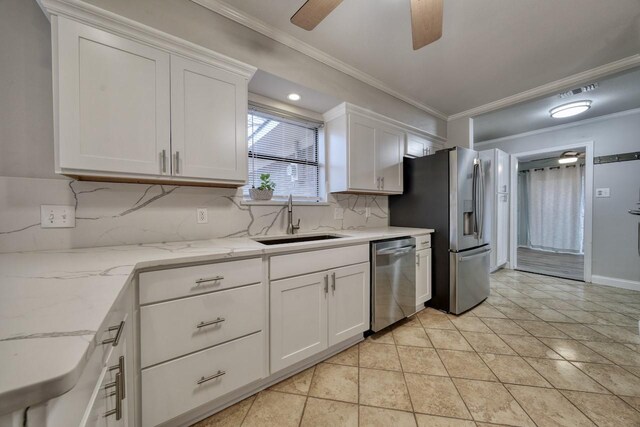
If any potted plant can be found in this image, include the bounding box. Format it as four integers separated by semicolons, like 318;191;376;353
249;173;276;201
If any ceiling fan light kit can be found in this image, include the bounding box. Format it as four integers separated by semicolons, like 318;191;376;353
290;0;443;50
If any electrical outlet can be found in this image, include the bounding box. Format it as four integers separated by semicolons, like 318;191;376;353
41;205;75;228
365;207;371;218
334;208;344;220
196;208;208;224
595;188;610;198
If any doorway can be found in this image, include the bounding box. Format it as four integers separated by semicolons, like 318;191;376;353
509;142;593;282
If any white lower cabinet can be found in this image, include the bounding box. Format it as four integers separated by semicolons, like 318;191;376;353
141;332;264;427
270;262;370;373
496;193;509;267
415;234;432;311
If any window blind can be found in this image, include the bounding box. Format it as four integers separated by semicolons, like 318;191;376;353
245;109;321;201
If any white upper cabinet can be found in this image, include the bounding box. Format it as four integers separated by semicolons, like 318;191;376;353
326;103;420;195
347;114;378;191
50;13;255;186
56;17;171;176
405;133;442;158
376;126;404;193
170;55;248;182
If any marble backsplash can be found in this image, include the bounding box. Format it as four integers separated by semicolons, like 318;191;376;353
0;176;389;253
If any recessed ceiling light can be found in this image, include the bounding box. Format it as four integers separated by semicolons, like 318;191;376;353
558;157;578;164
287;93;301;101
550;100;591;118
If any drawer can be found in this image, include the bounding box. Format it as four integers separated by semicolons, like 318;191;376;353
139;257;262;304
270;244;368;280
415;234;431;249
140;283;264;368
141;332;264;427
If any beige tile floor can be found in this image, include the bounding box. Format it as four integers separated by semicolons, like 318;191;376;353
194;270;640;426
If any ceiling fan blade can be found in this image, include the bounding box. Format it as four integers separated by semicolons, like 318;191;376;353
291;0;343;31
410;0;443;50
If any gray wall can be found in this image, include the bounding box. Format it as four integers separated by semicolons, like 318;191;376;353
477;110;640;284
0;0;57;179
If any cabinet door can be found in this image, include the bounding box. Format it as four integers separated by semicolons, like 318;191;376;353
496;193;509;266
376;126;404;192
170;55;248;182
416;249;432;306
328;263;370;347
270;272;328;372
348;114;378;191
406;134;440;158
56;17;170;176
497;150;510;193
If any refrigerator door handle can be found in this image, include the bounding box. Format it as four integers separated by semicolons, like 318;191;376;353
478;160;485;240
472;162;479;238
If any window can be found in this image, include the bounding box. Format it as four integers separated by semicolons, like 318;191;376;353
244;108;322;202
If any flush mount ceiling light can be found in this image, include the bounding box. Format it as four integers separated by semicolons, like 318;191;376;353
558;151;581;164
549;100;592;119
287;93;301;101
558;157;578;164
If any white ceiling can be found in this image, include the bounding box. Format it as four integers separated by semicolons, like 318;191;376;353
217;0;640;116
248;70;341;113
474;66;640;142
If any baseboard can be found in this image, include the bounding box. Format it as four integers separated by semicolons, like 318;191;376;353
591;275;640;292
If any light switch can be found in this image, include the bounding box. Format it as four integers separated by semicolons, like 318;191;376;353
595;188;610;198
41;205;75;228
334;208;344;220
365;207;371;218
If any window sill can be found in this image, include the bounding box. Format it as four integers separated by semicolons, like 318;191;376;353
241;199;330;207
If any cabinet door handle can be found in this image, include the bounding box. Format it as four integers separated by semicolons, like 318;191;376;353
381;177;385;189
174;151;180;174
324;274;329;295
416;253;420;266
197;370;226;385
331;272;336;294
102;321;124;347
160;149;167;173
376;177;380;189
196;317;225;329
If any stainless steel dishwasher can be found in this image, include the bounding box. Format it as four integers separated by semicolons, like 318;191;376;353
371;237;417;332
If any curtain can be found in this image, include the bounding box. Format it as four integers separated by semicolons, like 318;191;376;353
518;165;585;254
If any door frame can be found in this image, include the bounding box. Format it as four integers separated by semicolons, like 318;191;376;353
508;141;593;282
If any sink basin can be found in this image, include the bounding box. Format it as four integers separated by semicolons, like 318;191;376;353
253;234;345;245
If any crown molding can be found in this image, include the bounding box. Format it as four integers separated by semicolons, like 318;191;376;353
37;0;257;78
190;0;448;121
475;107;640;146
449;54;640;121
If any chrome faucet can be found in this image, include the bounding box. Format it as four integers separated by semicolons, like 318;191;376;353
287;194;301;235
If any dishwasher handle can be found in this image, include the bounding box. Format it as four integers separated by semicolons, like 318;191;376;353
376;245;416;256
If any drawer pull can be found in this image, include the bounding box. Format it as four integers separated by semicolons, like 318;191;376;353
102;321;124;346
197;370;226;385
196;317;226;329
421;241;429;245
195;275;224;285
104;372;122;420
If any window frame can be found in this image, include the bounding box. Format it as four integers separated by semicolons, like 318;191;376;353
244;104;326;204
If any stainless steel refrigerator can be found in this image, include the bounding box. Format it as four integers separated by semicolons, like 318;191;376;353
389;146;490;314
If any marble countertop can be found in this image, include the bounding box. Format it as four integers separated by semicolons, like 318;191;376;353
0;226;433;415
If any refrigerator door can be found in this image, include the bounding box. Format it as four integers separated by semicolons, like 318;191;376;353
449;147;484;251
450;245;491;314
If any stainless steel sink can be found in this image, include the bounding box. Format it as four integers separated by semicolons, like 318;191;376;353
252;234;345;245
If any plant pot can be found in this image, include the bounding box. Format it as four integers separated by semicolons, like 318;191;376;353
249;188;274;201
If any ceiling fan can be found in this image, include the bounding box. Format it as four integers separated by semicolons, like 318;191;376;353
290;0;443;50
